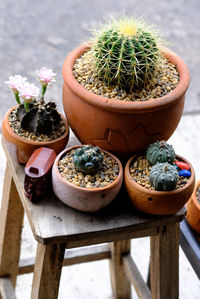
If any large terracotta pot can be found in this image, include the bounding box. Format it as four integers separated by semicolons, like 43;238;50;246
186;180;200;234
62;44;190;159
124;155;195;215
2;105;70;164
52;145;123;212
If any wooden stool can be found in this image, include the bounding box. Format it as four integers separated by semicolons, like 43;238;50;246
0;138;185;299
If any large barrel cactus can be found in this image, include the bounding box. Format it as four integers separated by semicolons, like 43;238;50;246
73;145;103;174
90;17;162;92
146;140;176;165
149;162;178;191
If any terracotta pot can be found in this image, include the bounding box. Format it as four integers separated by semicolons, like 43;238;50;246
62;44;190;159
186;180;200;234
52;145;123;212
2;105;70;164
124;155;195;215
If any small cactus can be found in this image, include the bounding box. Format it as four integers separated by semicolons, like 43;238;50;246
146;140;176;165
149;162;178;191
90;16;162;92
73;145;103;174
16;101;61;135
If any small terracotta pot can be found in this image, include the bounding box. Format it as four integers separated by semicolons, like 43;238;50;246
2;105;70;164
186;180;200;234
124;155;195;215
62;44;190;159
52;146;123;212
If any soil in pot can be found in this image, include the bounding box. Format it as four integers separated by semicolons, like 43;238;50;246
73;50;179;102
52;146;123;212
130;155;189;191
2;105;69;164
58;148;119;189
196;187;200;204
9;105;66;142
124;154;195;215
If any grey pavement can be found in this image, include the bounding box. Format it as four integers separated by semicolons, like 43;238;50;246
0;0;200;298
1;0;200;127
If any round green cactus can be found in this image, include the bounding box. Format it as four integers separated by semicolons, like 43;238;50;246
146;140;176;165
149;162;178;191
90;17;162;92
73;145;103;174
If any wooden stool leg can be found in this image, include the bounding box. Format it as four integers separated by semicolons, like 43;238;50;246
109;240;131;299
150;223;179;299
31;243;65;299
0;163;24;287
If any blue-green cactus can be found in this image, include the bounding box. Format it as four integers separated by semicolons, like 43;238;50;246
149;162;178;191
73;145;103;174
146;140;176;165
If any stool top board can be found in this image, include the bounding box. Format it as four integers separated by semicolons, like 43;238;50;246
2;138;185;247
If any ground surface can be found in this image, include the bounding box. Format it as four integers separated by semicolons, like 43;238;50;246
1;0;200;127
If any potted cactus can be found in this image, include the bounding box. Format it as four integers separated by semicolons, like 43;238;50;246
2;68;69;164
62;16;190;159
186;180;200;234
52;145;123;212
124;141;195;215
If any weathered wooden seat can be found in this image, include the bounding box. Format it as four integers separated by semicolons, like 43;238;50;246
0;138;185;299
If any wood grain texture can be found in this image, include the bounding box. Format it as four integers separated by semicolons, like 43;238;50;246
19;244;111;275
2;138;185;246
123;254;151;299
109;240;131;299
150;223;180;299
0;163;24;287
31;243;65;299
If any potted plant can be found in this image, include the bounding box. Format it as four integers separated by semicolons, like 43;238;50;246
186;180;200;234
52;144;123;212
2;67;69;164
124;141;195;215
62;16;190;159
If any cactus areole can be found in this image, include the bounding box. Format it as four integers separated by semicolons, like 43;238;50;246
149;162;178;191
73;145;103;174
146;140;176;165
62;16;190;158
91;17;161;92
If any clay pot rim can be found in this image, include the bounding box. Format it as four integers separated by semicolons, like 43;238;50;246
191;179;200;209
53;145;123;192
125;154;195;196
4;105;69;146
62;43;190;114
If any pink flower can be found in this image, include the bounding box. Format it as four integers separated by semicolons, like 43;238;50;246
19;82;40;102
36;67;56;86
5;75;27;93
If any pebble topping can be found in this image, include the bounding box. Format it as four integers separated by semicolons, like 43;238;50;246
58;149;119;189
8;108;66;142
130;156;189;190
73;49;179;102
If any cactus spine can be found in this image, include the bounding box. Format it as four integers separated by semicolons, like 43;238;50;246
73;145;103;174
90;17;162;92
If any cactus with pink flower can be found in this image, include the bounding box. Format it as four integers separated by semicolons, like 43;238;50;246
5;67;61;135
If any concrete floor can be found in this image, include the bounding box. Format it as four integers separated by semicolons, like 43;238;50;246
0;113;200;298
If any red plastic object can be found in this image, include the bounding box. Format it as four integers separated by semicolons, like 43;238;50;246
175;160;190;170
24;147;57;202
